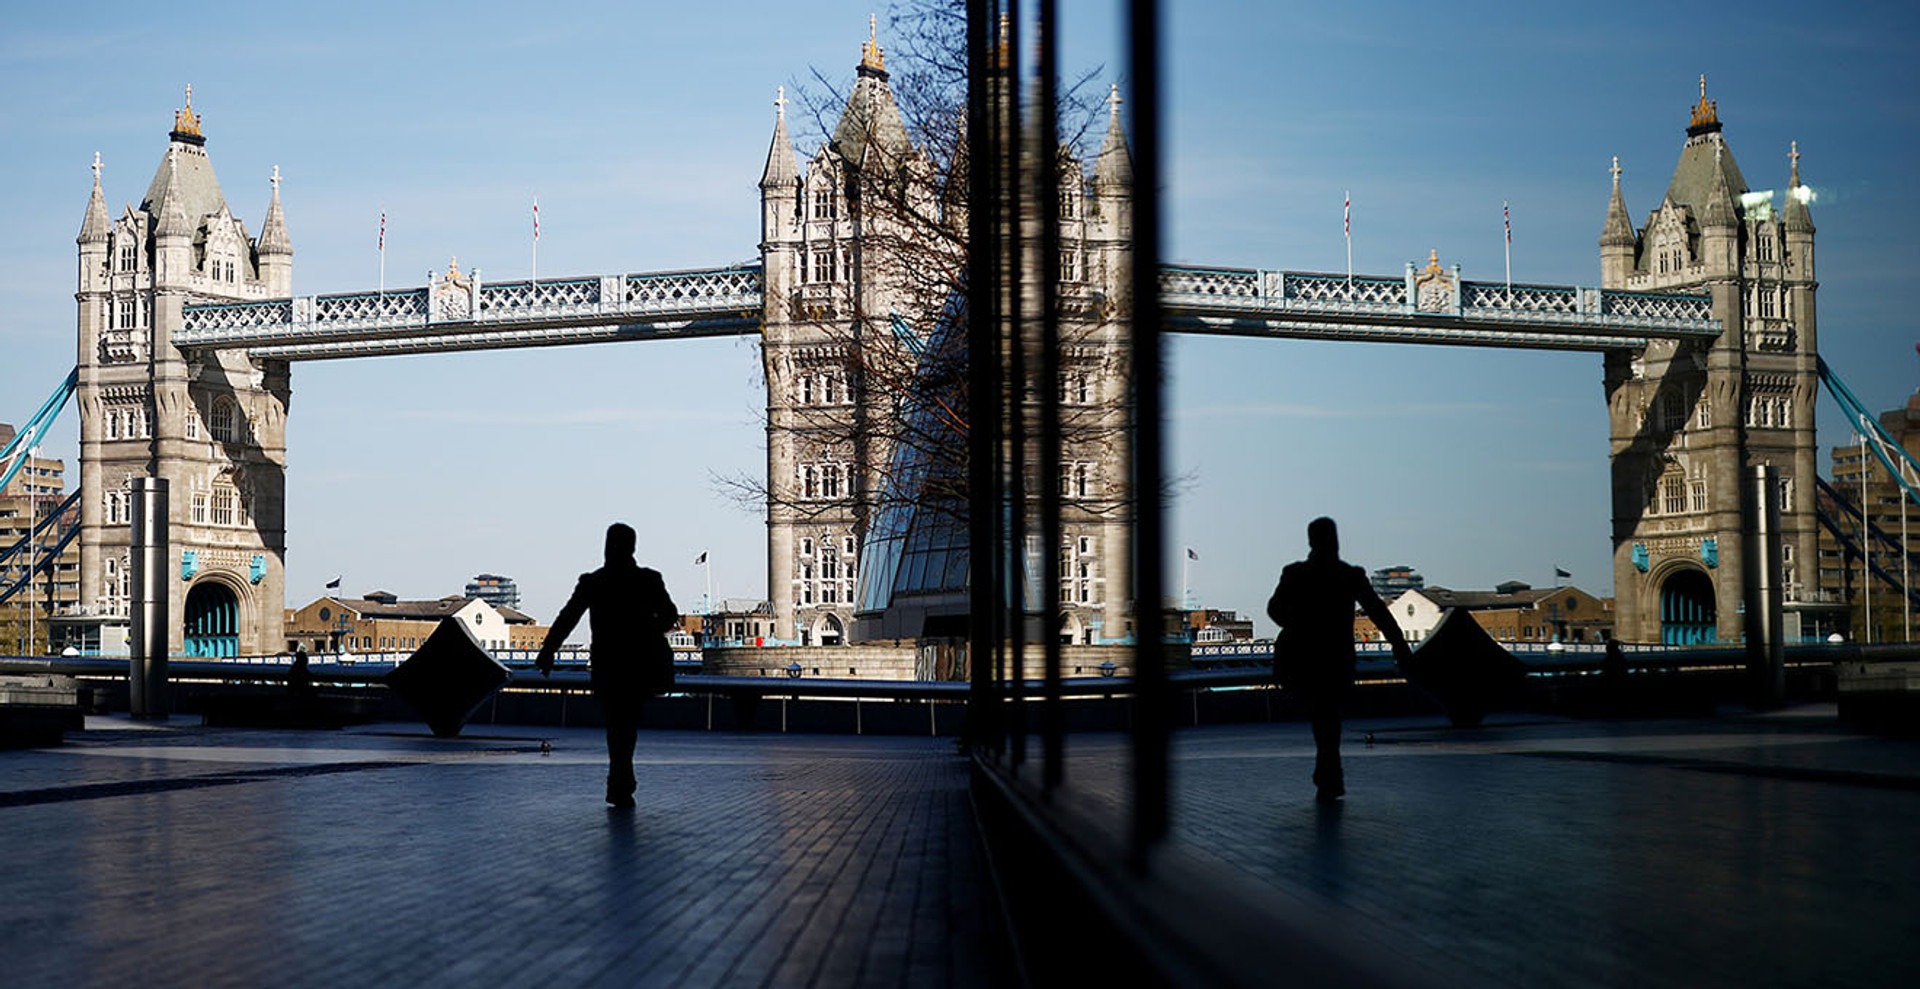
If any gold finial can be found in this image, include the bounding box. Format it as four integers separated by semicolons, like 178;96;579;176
448;255;460;276
861;14;884;70
1789;140;1801;187
1689;74;1718;129
1424;249;1445;276
172;83;203;138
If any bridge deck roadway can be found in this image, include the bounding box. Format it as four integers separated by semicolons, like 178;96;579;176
4;705;1907;987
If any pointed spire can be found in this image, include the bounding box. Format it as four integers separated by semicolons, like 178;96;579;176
760;86;799;189
170;83;206;146
1094;84;1131;189
1783;140;1814;234
832;17;912;166
1601;155;1636;248
258;165;292;255
78;152;110;245
1687;73;1720;137
1700;142;1738;229
861;13;885;73
154;146;192;239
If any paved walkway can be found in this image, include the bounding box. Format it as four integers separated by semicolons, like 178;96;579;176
5;705;1916;988
1058;704;1920;989
0;719;996;989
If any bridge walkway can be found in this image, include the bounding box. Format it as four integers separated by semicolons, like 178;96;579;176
1;707;1914;987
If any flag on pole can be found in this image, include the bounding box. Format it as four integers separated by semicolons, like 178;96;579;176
325;575;342;589
531;197;539;282
694;551;708;566
1186;548;1199;561
378;211;385;252
1554;567;1571;579
533;198;540;242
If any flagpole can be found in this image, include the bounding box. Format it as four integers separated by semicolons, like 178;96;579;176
1183;553;1191;611
378;209;386;296
531;197;539;286
1344;190;1352;284
1503;200;1512;303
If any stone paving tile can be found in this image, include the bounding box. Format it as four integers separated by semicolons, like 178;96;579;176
0;721;998;989
1054;707;1920;989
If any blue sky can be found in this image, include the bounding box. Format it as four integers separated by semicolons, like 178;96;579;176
3;0;1915;632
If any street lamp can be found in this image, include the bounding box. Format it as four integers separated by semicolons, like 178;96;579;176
1098;660;1117;678
786;661;803;679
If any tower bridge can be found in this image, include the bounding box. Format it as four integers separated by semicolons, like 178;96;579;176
19;40;1841;658
173;260;1717;360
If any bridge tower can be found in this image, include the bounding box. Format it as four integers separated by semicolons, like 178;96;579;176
74;90;291;657
759;25;1135;646
1603;80;1819;644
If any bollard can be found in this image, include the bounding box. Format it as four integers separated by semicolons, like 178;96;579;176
129;478;170;718
1747;465;1786;705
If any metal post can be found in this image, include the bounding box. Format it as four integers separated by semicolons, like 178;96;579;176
1036;0;1067;792
129;477;170;719
1006;0;1028;770
1861;427;1871;643
1127;0;1170;861
964;0;1002;753
1749;466;1785;705
25;453;34;658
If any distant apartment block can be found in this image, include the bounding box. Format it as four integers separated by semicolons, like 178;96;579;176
464;573;522;610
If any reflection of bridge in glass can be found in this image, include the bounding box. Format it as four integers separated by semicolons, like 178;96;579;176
173;260;1718;360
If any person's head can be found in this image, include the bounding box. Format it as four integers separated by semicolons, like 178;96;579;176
604;523;637;565
1306;516;1339;560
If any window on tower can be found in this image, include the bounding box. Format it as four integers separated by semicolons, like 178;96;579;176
210;398;237;443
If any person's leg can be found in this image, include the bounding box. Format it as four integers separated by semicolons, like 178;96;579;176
1309;701;1344;799
604;718;638;805
597;688;640;805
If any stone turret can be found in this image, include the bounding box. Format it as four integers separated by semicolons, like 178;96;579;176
1093;85;1132;195
1698;144;1741;272
1782;141;1815;240
77;154;110;297
152;150;194;283
759;87;800;248
1599;155;1636;287
256;166;293;296
78;154;110;247
1090;84;1133;249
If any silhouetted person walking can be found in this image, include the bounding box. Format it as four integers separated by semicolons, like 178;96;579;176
1267;517;1411;802
536;523;680;808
